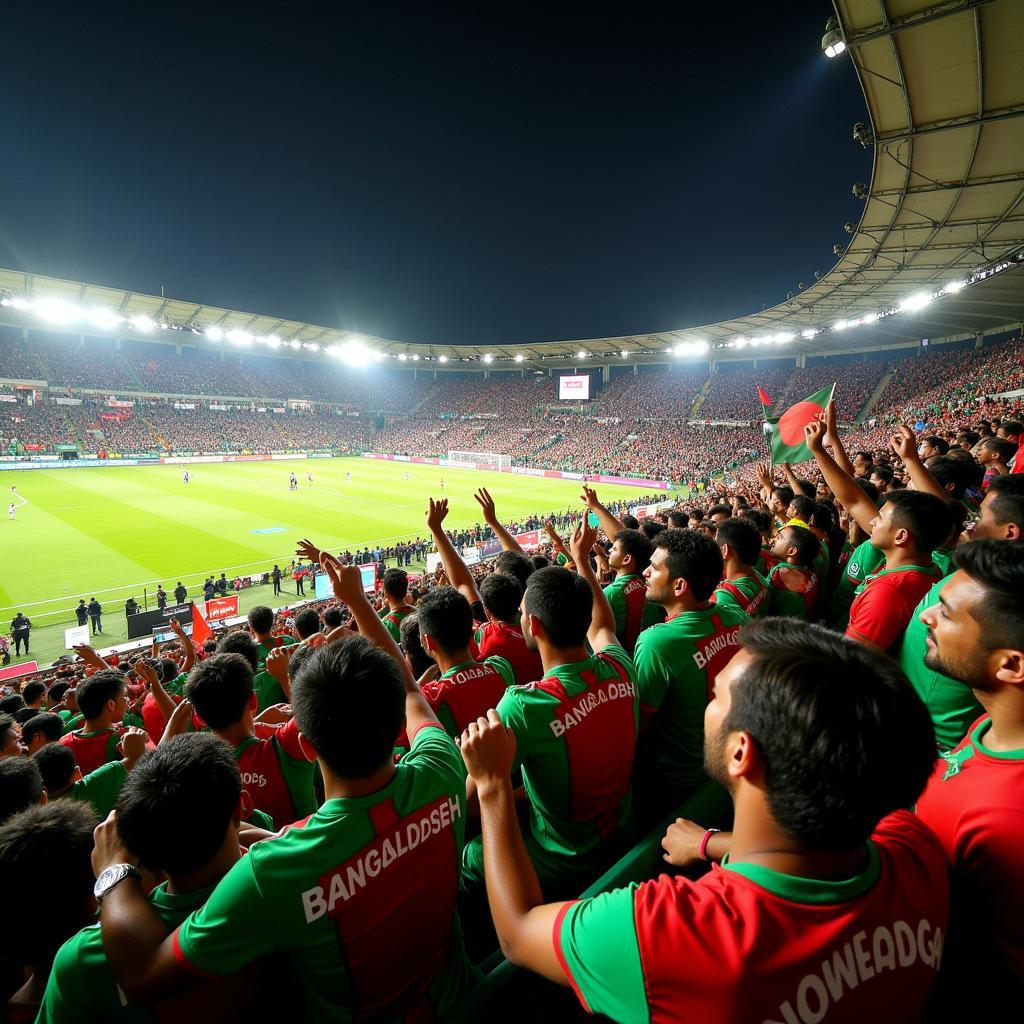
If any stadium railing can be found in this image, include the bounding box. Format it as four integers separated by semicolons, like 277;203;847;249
442;779;732;1023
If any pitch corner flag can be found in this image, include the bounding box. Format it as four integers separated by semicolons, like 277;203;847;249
763;383;835;466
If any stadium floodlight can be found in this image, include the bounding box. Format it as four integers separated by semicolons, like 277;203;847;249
774;332;795;343
515;353;524;363
227;329;253;345
307;342;320;352
35;299;78;325
439;354;449;363
862;312;878;324
899;292;932;313
852;183;868;199
483;354;493;363
265;336;281;348
412;354;420;361
289;340;302;349
576;350;587;360
620;349;629;358
9;297;31;310
801;328;818;340
833;319;849;331
131;315;155;332
944;279;965;294
398;352;408;361
206;326;223;341
822;17;846;58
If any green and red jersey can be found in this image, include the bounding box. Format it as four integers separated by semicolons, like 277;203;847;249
931;545;956;577
256;634;297;669
554;810;948;1023
253;668;288;712
633;606;746;797
471;619;543;686
603;574;664;654
895;579;981;751
59;725;124;776
234;717;317;830
916;715;1024;983
66;760;127;820
420;656;515;739
381;605;415;645
466;645;639;888
826;539;885;627
767;563;819;621
712;572;768;619
174;724;473;1023
845;562;943;652
754;548;780;578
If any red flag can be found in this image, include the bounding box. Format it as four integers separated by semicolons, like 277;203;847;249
191;603;212;648
757;385;773;407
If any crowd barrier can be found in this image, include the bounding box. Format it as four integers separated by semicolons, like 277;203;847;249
0;451;337;471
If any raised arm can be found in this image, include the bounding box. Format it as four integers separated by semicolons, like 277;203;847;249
264;646;293;701
780;462;803;495
72;644;111;672
542;519;574;569
474;487;525;554
569;521;619;652
823;400;856;478
890;425;950;501
580;484;625;540
133;659;175;728
425;498;482;605
805;421;877;534
168;617;195;673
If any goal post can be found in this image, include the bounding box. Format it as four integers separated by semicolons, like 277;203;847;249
447;450;512;472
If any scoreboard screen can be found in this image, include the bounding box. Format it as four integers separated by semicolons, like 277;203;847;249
558;374;591;400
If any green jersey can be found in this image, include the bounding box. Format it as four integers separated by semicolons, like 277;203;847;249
827;539;884;627
633;606;746;797
766;563;819;621
896;578;982;751
256;634;297;668
465;645;639;889
175;724;473;1023
931;546;956;577
253;669;287;712
381;606;415;645
38;880;216;1024
62;712;84;735
713;573;768;618
66;760;126;820
603;574;664;654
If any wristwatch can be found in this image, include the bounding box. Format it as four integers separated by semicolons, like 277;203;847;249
94;863;142;902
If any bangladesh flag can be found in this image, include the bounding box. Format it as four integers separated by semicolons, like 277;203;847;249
763;383;835;465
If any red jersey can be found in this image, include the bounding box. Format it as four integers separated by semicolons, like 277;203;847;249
555;811;949;1023
916;715;1024;984
420;657;515;739
233;718;317;830
59;726;124;776
845;562;943;652
471;619;543;686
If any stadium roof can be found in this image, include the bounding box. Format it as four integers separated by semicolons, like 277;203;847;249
1;0;1022;369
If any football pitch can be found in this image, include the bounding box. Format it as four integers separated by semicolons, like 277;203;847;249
1;457;670;664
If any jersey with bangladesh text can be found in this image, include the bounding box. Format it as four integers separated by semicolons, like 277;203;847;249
59;726;124;776
845;562;943;652
471;619;544;686
633;606;746;798
712;573;768;619
174;724;473;1024
420;656;515;739
895;579;981;751
554;810;948;1024
466;645;639;888
767;563;819;621
603;574;664;654
234;717;317;830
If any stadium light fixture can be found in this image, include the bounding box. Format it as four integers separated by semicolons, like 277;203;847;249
822;18;846;58
131;315;155;332
944;279;965;294
576;350;587;360
9;297;31;311
620;350;629;358
307;342;320;352
515;353;524;363
35;299;78;325
774;332;795;344
482;354;494;363
412;354;420;361
398;352;408;361
289;340;302;349
264;334;280;347
227;329;253;345
833;319;849;331
899;292;932;313
801;329;818;340
206;326;223;341
438;354;449;363
862;312;878;325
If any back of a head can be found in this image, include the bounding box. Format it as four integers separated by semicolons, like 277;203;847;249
741;508;772;537
415;586;473;655
928;454;976;498
667;512;688;529
75;670;124;721
987;474;1024;532
22;680;46;706
294;608;322;640
796;479;816;499
523;566;593;649
811;501;836;533
953;541;1024;652
656;528;724;600
789;495;815;522
707;504;732;521
215;630;259;672
723;619;936;848
247;605;274;635
22;712;63;748
158;658;180;684
495;551;534;591
0;801;96;967
621;513;641;530
46;682;70;706
479;572;523;623
854;478;880;504
923;435;949;455
184;654;254;730
0;757;44;822
998;419;1023;440
886;490;953;554
640;520;665;541
399;613;434;679
714;518;761;568
116;733;241;877
773;485;794;508
323;606;343;630
33;743;77;794
0;695;24;717
614;528;654;573
383;568;409;601
292;636;406;778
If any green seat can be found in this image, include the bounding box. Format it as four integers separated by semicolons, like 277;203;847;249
443;781;731;1023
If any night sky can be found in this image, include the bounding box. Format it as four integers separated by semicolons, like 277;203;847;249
0;2;870;345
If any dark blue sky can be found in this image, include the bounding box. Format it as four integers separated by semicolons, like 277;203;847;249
0;2;869;345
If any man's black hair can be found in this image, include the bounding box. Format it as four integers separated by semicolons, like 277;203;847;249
998;419;1023;439
22;681;46;706
531;554;551;571
523;566;593;649
870;465;894;486
33;743;77;794
980;436;1017;463
953;541;1024;651
247;605;274;635
640;520;666;541
293;608;322;640
21;713;63;747
322;606;343;630
927;454;976;498
772;485;794;509
741;508;773;536
854;478;880;504
14;706;38;725
0;758;44;822
415;587;473;655
382;568;409;601
399;613;434;679
215;630;259;672
884;490;953;555
0;695;24;716
291;636;406;778
958;429;981;447
714;518;761;568
75;671;125;722
707;504;732;520
287;642;317;684
46;681;70;707
788;495;815;521
922;435;949;455
810;501;836;532
613;529;653;573
116;733;241;877
184;654;254;730
687;508;705;523
621;513;641;530
780;525;820;568
495;551;534;591
0;801;97;967
795;479;816;499
0;714;17;750
987;474;1024;530
654;529;724;601
479;572;523;623
720;619;935;848
667;511;689;529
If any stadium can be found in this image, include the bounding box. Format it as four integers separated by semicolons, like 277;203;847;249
1;1;1023;1021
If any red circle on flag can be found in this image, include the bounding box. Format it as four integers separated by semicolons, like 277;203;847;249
778;402;825;446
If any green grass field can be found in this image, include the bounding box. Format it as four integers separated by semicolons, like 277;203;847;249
1;457;671;669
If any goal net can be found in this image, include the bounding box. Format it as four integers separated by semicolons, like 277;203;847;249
447;450;512;472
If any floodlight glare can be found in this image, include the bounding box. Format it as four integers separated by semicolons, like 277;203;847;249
439;355;449;363
483;354;493;363
899;292;932;313
801;329;818;340
515;353;524;363
289;340;302;349
944;280;965;294
822;18;846;58
398;352;408;361
576;350;586;360
227;329;253;345
131;315;154;332
206;326;223;341
862;312;878;324
36;300;78;325
10;297;31;310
